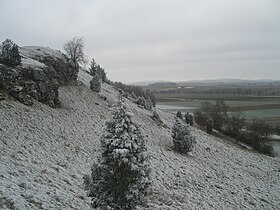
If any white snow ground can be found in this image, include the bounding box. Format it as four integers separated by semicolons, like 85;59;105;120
19;46;66;69
0;70;279;209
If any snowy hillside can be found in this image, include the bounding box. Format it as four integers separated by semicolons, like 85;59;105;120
0;70;279;209
20;46;66;69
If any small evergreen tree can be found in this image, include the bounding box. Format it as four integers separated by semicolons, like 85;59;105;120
176;111;183;119
151;110;163;124
89;58;97;76
89;59;108;82
136;96;146;108
145;89;156;107
0;39;21;67
90;73;101;92
145;97;153;110
172;119;195;153
135;96;152;111
99;67;107;83
130;92;137;99
185;112;194;126
84;96;150;210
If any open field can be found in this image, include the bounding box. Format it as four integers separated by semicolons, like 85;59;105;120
152;81;280;126
150;83;280;98
156;98;280;123
157;98;280;108
242;108;280;119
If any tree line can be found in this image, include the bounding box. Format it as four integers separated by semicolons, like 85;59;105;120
194;100;275;155
155;85;280;97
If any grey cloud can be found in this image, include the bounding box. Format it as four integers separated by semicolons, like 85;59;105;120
0;0;279;82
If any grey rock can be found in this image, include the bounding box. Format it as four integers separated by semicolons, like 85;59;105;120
32;68;48;81
0;46;77;107
20;47;77;85
41;56;78;85
0;92;5;101
9;86;33;106
0;64;19;90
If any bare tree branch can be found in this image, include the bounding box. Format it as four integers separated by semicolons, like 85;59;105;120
64;37;86;69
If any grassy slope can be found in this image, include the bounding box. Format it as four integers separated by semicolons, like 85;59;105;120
0;71;279;209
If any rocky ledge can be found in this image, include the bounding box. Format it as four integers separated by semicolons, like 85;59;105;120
0;46;77;107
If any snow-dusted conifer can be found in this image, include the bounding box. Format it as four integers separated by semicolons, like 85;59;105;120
89;58;97;76
151;110;163;124
84;95;150;210
99;66;107;83
130;92;137;99
136;96;146;109
185;112;194;126
0;39;21;67
90;73;101;92
136;96;152;111
176;111;183;119
145;97;153;110
172;119;195;153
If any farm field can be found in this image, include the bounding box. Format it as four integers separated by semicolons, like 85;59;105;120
156;98;280;120
243;108;280;119
157;98;280;108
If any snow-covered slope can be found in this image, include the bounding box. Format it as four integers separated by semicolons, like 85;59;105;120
20;46;65;69
0;70;279;210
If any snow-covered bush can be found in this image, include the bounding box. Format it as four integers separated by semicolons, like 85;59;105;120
112;81;155;110
145;97;153;110
176;111;183;119
90;73;101;92
172;119;195;153
130;92;137;99
185;112;194;126
89;58;108;83
0;39;21;67
136;96;145;108
151;110;163;124
84;95;150;210
136;96;152;110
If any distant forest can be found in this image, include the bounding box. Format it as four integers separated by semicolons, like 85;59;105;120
153;84;280;99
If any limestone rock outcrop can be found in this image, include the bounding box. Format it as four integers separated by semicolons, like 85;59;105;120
0;46;77;107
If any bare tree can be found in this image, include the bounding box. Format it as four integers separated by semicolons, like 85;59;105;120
248;119;272;142
64;37;86;69
226;111;246;138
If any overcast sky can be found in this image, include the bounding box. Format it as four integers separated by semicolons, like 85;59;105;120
0;0;279;82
